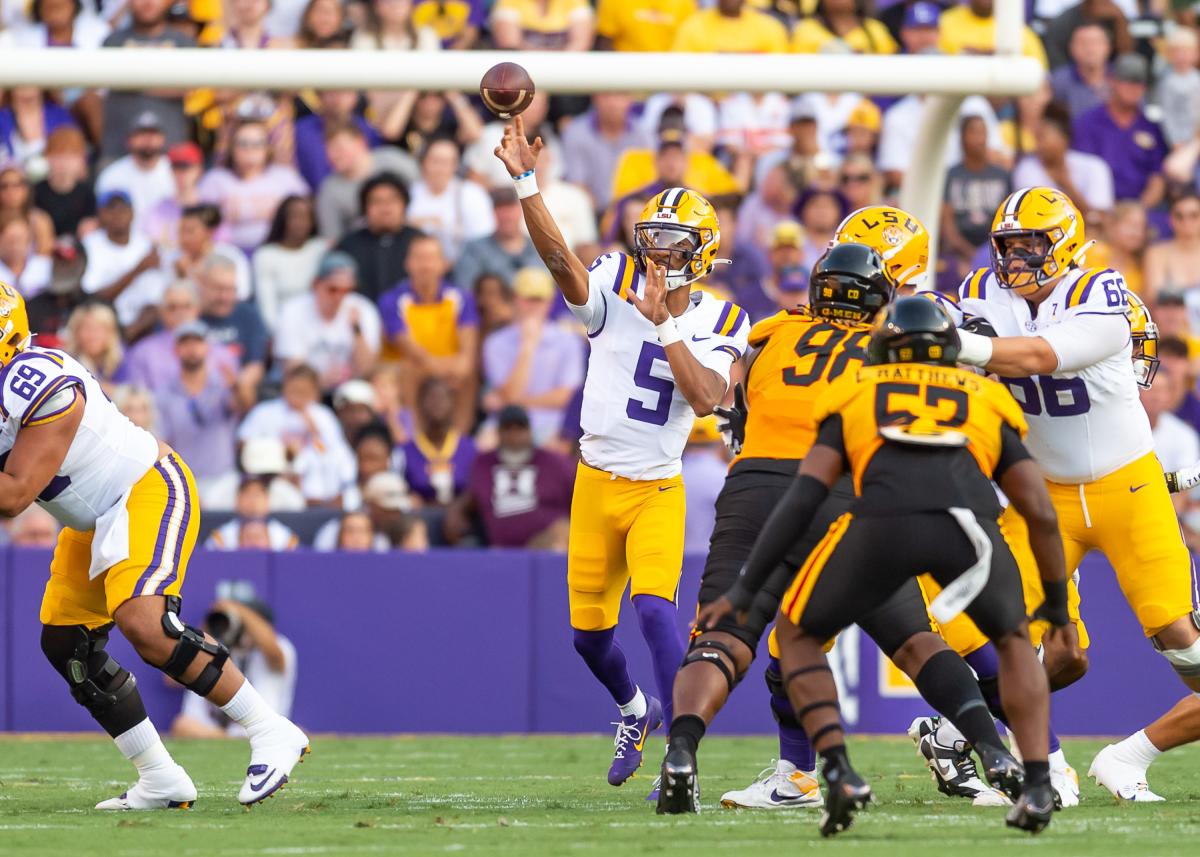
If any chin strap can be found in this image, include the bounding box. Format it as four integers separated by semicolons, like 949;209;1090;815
666;258;732;291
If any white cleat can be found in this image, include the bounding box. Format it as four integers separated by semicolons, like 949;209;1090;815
720;759;822;809
1050;752;1080;808
238;718;311;806
1088;744;1165;803
96;765;197;810
909;716;1010;806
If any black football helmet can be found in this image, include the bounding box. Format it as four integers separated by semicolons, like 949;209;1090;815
867;296;961;366
808;242;895;324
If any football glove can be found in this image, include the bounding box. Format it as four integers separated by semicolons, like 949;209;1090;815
961;315;998;337
713;382;747;455
1166;460;1200;494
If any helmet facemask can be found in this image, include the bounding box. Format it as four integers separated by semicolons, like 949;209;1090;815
1131;320;1160;389
634;223;704;290
991;230;1055;296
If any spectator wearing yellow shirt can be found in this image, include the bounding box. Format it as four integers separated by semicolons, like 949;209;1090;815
792;0;899;55
491;0;594;51
671;0;789;53
596;0;697;52
608;108;742;203
937;0;1049;69
411;0;485;49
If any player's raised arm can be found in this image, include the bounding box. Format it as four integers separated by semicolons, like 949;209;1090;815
494;115;590;306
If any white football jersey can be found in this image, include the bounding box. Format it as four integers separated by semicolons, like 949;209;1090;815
955;266;1152;483
570;253;750;480
0;347;159;531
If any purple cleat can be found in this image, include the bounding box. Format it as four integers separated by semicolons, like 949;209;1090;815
608;696;663;786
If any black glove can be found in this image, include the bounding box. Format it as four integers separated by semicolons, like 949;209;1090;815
713;382;747;455
1032;579;1070;627
961;315;998;337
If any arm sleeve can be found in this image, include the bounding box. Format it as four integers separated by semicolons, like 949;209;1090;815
992;421;1033;481
1037;311;1130;373
813;414;848;468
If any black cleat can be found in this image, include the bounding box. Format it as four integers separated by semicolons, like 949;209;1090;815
1005;783;1055;834
979;745;1024;802
655;744;699;814
819;767;872;837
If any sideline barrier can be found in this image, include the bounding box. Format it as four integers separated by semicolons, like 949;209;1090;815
0;548;1181;735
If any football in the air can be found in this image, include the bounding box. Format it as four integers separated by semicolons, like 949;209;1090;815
480;62;536;119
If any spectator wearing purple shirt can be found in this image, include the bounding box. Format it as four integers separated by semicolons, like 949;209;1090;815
1049;22;1111;119
561;93;651;212
481;267;585;445
294;90;382;191
122;279;238;390
1072;54;1167;208
154;321;240;500
446;405;574;549
400;376;475;506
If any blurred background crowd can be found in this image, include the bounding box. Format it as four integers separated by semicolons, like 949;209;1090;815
0;0;1198;554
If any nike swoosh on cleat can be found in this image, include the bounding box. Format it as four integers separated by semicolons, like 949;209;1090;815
768;789;812;803
1130;483;1148;493
250;768;278;792
632;727;649;753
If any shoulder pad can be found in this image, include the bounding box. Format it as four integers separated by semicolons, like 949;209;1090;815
588;252;639;303
711;300;749;340
0;351;83;426
1062;268;1126;313
958;268;994;302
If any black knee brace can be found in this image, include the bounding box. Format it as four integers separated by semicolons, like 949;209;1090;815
41;624;141;727
160;595;230;697
764;667;801;729
680;638;741;693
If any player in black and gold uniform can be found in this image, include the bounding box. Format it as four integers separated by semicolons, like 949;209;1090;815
700;297;1071;836
656;242;1017;816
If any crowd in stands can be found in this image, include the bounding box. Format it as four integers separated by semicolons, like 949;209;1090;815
0;0;1199;552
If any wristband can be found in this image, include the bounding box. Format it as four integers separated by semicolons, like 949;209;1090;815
513;169;539;199
1039;578;1070;626
656;317;681;347
957;329;994;367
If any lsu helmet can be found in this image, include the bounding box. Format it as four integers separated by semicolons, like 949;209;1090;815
0;281;29;366
808;242;895;324
1127;291;1160;389
634;187;721;290
832;205;929;289
990;187;1086;296
867;295;960;367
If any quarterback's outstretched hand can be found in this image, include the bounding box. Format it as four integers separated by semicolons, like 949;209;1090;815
494;114;543;178
713;383;747;455
631;259;670;325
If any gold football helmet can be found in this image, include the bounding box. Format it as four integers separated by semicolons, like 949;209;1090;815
990;187;1086;296
1127;291;1159;389
634;188;722;290
0;281;30;366
832;205;929;289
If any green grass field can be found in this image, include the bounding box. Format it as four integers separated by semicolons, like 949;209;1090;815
2;735;1199;857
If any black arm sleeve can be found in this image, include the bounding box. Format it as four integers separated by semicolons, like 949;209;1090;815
992;422;1032;482
725;473;831;611
814;413;849;468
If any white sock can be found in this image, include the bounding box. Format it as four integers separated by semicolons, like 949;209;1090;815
220;681;278;740
1116;729;1162;769
1048;748;1068;771
618;687;647;719
113;719;175;781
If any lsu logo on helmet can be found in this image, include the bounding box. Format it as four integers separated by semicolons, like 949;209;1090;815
0;281;29;365
833;206;929;289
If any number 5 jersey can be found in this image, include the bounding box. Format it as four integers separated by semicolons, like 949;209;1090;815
952;266;1152;484
0;347;159;530
568;253;749;480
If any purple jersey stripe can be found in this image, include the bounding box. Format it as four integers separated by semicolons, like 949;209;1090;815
713;302;733;335
156;457;192;594
611;254;628;296
134;461;178;596
21;375;84;426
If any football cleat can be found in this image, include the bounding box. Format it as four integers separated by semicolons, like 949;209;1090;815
656;744;700;814
720;760;822;809
608;696;663;787
238;717;310;806
1087;744;1165;803
95;764;196;811
819;763;871;837
1005;782;1055;834
912;721;1012;806
978;744;1024;803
